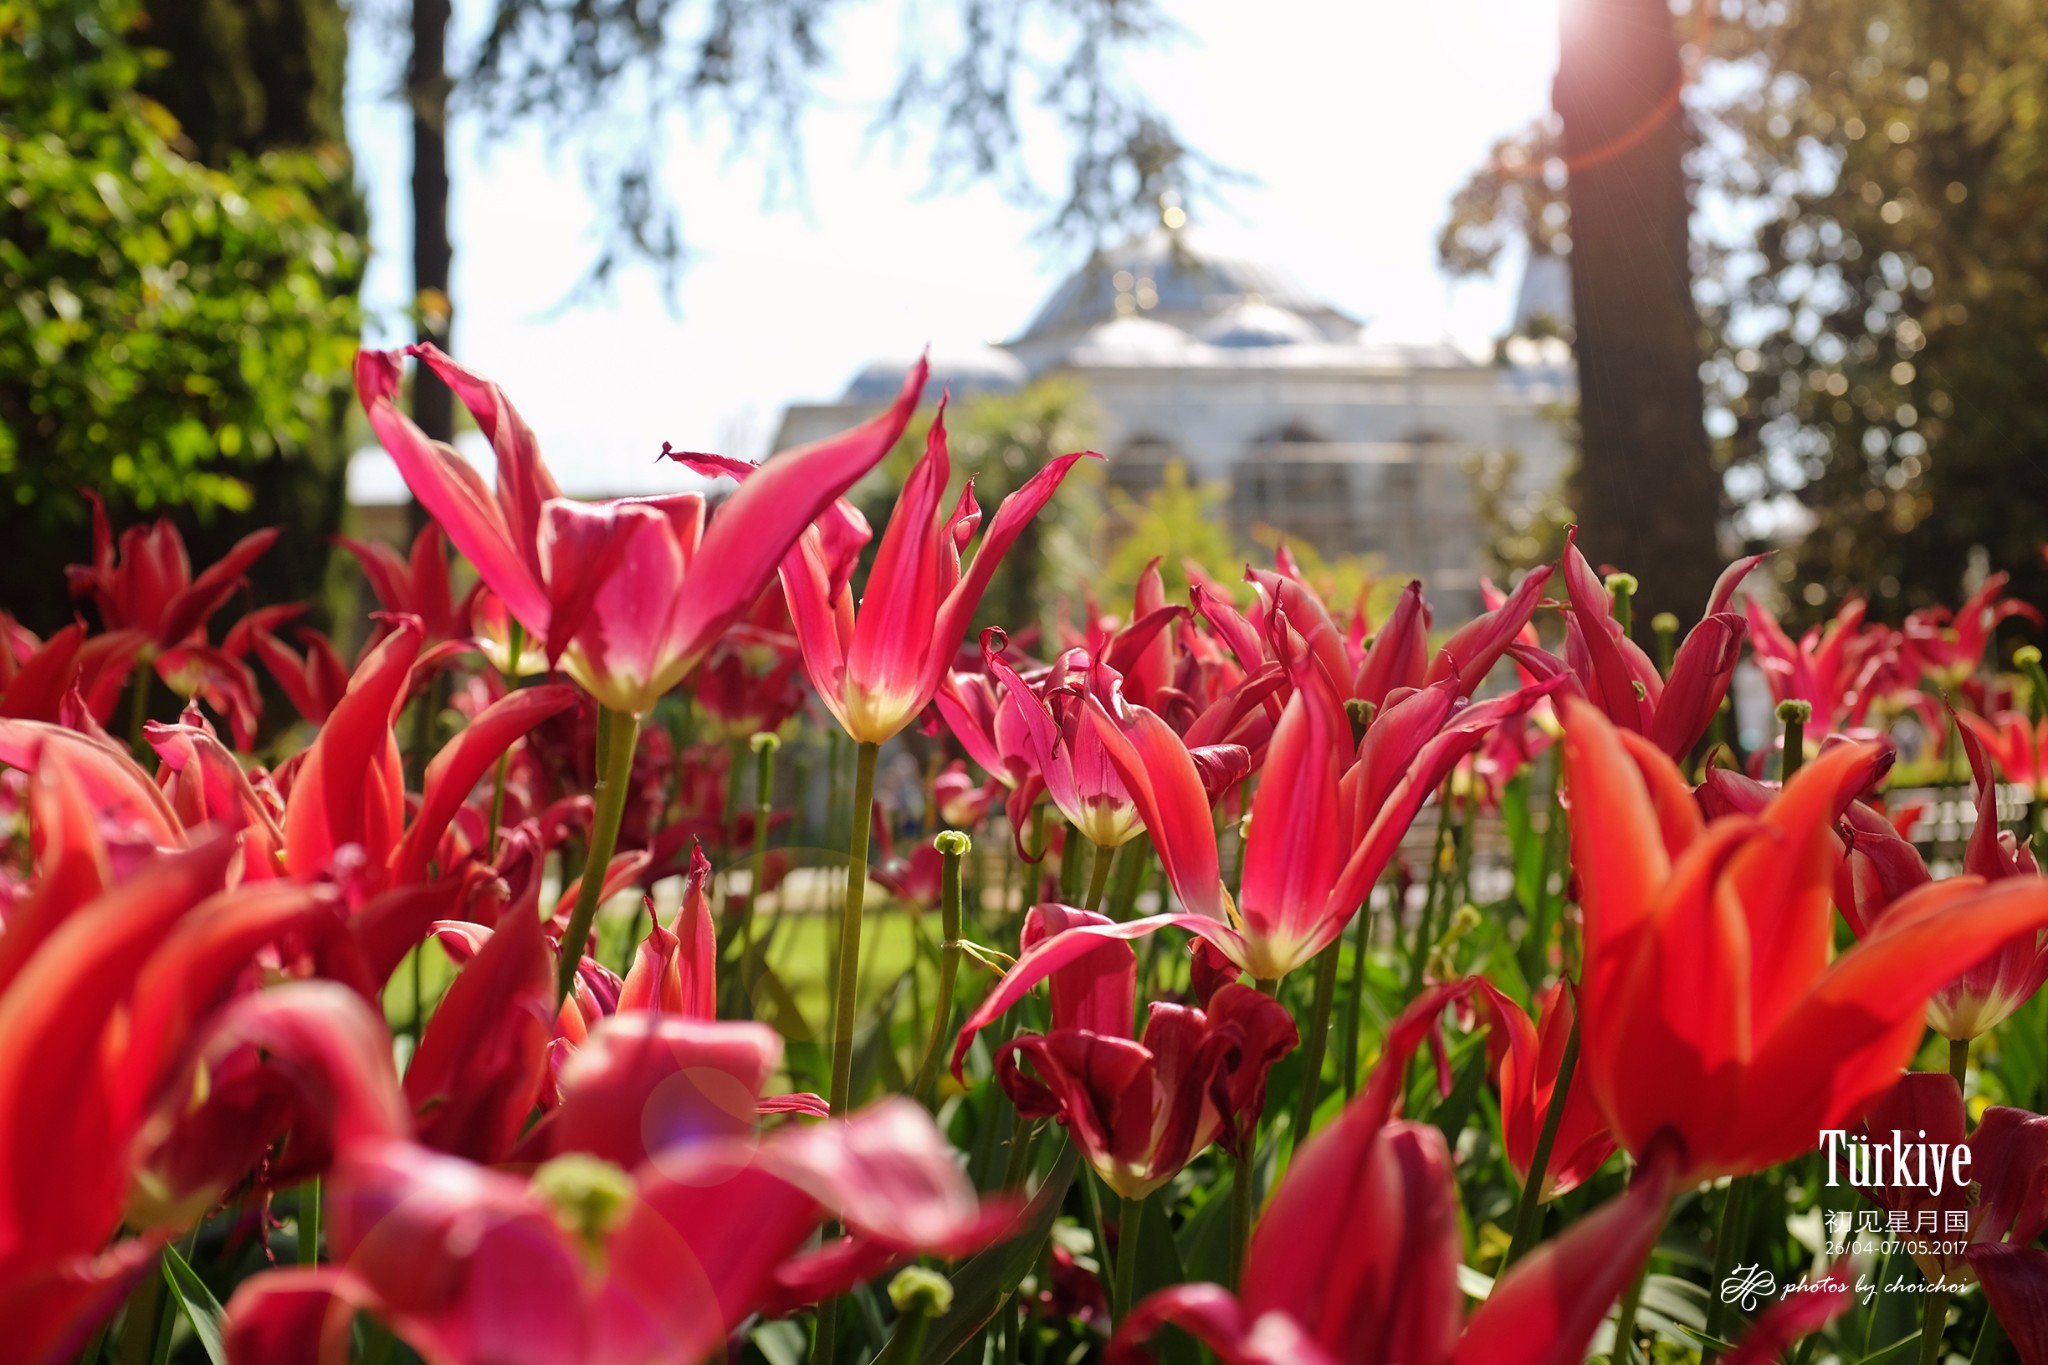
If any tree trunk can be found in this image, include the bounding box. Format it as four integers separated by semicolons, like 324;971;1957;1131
1553;0;1723;629
408;0;456;524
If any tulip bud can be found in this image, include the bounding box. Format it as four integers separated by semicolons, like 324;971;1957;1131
935;830;972;857
2016;646;2048;727
875;1266;954;1365
1776;699;1813;780
888;1266;954;1318
1651;611;1680;676
1604;572;1639;634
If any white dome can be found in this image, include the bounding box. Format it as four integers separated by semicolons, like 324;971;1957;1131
1013;229;1358;346
1067;316;1196;365
1195;300;1326;348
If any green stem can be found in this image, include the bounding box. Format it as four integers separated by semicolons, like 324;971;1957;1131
1409;788;1455;989
1612;1257;1649;1365
126;661;152;760
1919;1290;1949;1365
1113;1194;1144;1325
913;833;970;1106
1229;1146;1254;1289
1778;699;1811;782
1292;939;1343;1145
1503;1013;1579;1266
1338;894;1375;1100
1231;977;1279;1286
554;708;642;1004
827;741;881;1117
298;1177;320;1266
1084;839;1115;913
1950;1036;1970;1092
115;1263;165;1365
1702;1174;1756;1362
1106;833;1151;918
486;620;524;857
872;1310;932;1365
744;733;779;990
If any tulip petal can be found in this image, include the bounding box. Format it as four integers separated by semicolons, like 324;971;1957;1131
1087;693;1229;921
282;619;422;881
404;901;554;1164
1740;878;2048;1172
392;682;581;883
355;350;551;636
666;360;927;667
1972;1244;2048;1365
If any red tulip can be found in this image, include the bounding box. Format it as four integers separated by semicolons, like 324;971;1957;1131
1715;717;2048;1043
1903;571;2042;689
762;400;1097;744
617;842;717;1017
339;522;478;648
1744;594;1899;734
1561;697;2048;1181
0;615;145;725
954;905;1296;1199
0;808;340;1365
942;628;1250;859
404;898;556;1164
65;490;278;654
1475;981;1614;1201
221;991;1004;1365
1959;707;2048;798
1105;982;1671;1365
1844;1072;2048;1290
1079;654;1558;980
689;586;810;742
1515;530;1765;760
358;345;924;714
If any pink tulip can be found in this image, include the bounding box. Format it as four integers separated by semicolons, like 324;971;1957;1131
357;345;925;714
1071;652;1559;980
1105;983;1675;1365
749;400;1097;744
954;905;1296;1199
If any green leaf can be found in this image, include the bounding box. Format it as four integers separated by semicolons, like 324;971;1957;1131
160;1243;228;1365
918;1140;1078;1365
751;1318;808;1365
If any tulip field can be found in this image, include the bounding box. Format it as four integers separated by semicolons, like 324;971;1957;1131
12;347;2048;1365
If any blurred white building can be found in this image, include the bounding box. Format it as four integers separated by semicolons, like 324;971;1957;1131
773;228;1574;616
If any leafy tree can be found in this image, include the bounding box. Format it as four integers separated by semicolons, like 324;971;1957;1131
1099;460;1237;607
0;0;362;627
1447;0;2048;622
1697;0;2048;616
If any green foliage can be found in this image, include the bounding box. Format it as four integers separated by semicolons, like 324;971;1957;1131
1444;0;2048;621
1698;0;2048;617
1099;459;1237;603
0;0;363;528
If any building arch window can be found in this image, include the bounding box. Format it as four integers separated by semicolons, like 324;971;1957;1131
1231;423;1355;555
1108;433;1182;498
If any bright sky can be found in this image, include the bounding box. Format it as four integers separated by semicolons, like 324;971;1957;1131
344;0;1563;499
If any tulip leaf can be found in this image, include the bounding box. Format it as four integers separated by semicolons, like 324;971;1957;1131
750;1318;808;1365
1133;1195;1201;1365
160;1243;228;1365
917;1139;1079;1365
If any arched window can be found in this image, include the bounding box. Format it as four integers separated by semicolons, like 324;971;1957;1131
1108;433;1181;498
1231;424;1356;555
